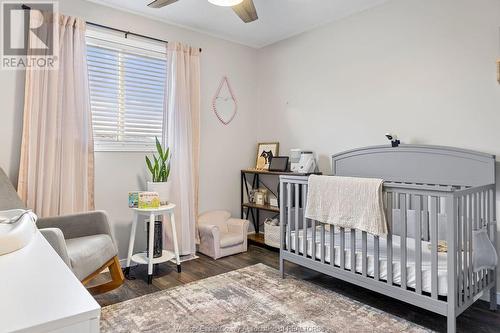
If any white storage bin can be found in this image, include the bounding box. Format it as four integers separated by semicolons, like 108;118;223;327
264;220;280;248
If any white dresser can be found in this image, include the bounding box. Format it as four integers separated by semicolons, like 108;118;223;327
0;231;100;333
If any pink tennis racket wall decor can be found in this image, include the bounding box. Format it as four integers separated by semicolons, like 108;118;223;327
212;76;238;125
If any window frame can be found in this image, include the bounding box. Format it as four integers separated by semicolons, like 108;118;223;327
86;27;167;152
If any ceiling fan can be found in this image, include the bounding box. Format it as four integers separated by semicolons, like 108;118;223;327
147;0;258;23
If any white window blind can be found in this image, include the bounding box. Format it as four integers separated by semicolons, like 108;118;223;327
86;31;166;151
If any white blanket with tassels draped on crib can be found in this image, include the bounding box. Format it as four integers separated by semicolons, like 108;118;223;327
305;175;388;236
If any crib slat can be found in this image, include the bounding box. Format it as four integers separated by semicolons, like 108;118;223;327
478;192;482;291
447;196;458;324
362;231;367;277
320;224;325;263
458;195;464;306
479;192;484;290
287;183;292;252
294;184;300;254
468;194;473;299
485;191;489;285
351;229;356;274
486;190;490;284
340;227;345;270
422;197;429;241
330;226;335;266
280;181;285;253
400;194;407;290
311;219;317;260
462;194;469;302
452;196;458;304
488;189;495;286
374;235;380;280
430;196;438;299
480;192;485;288
302;185;308;258
478;192;482;292
414;195;422;294
387;192;393;286
482;191;487;289
482;192;487;289
473;193;478;295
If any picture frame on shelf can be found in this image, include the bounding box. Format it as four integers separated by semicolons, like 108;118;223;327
268;156;289;172
255;142;279;170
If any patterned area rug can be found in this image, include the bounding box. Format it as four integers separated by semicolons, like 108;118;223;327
101;264;431;333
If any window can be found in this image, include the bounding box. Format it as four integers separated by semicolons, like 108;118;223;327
86;29;166;151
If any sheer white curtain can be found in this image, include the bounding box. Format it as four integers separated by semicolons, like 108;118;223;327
163;42;200;255
17;13;94;217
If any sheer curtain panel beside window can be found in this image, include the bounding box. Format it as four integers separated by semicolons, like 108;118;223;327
163;42;200;256
18;14;94;217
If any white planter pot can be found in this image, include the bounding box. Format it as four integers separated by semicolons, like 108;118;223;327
147;181;172;206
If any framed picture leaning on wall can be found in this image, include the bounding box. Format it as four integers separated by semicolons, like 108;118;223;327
255;142;279;170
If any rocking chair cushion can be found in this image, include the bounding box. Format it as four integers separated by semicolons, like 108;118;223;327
66;234;117;281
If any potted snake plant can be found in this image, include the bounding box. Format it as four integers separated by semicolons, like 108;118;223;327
145;137;171;206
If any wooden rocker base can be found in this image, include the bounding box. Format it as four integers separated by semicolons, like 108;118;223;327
82;256;124;295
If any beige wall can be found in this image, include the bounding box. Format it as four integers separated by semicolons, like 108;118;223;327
256;0;500;291
0;0;259;257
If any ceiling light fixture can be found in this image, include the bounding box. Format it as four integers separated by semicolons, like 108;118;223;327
208;0;243;7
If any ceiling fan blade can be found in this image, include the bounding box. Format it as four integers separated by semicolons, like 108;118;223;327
232;0;258;23
148;0;178;8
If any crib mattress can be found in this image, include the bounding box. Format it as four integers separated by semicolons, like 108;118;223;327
287;227;449;296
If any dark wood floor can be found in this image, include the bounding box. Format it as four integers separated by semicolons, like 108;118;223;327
94;245;500;333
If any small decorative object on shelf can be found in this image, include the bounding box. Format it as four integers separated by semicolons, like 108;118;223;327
128;192;139;208
255;142;279;170
249;188;268;205
145;137;171;205
269;197;278;207
129;191;161;209
138;192;161;209
268;156;289;172
254;191;265;205
294;151;317;173
248;189;258;203
290;149;302;172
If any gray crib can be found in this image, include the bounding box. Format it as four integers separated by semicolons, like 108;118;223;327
279;145;497;333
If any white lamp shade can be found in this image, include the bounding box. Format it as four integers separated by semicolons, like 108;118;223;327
208;0;243;6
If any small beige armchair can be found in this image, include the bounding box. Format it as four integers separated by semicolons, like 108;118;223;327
198;210;249;259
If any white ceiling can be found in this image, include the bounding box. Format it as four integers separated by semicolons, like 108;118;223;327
88;0;390;48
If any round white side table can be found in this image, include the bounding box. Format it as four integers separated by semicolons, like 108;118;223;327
124;204;181;284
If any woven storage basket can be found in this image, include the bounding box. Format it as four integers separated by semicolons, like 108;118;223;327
264;221;280;248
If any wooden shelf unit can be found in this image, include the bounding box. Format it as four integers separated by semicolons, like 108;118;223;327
242;202;280;213
240;169;320;247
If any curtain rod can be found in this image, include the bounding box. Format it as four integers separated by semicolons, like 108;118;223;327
21;4;202;52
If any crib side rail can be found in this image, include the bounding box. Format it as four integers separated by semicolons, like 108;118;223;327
279;175;496;316
453;184;496;313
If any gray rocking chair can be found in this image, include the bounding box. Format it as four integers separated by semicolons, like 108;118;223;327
0;168;124;294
